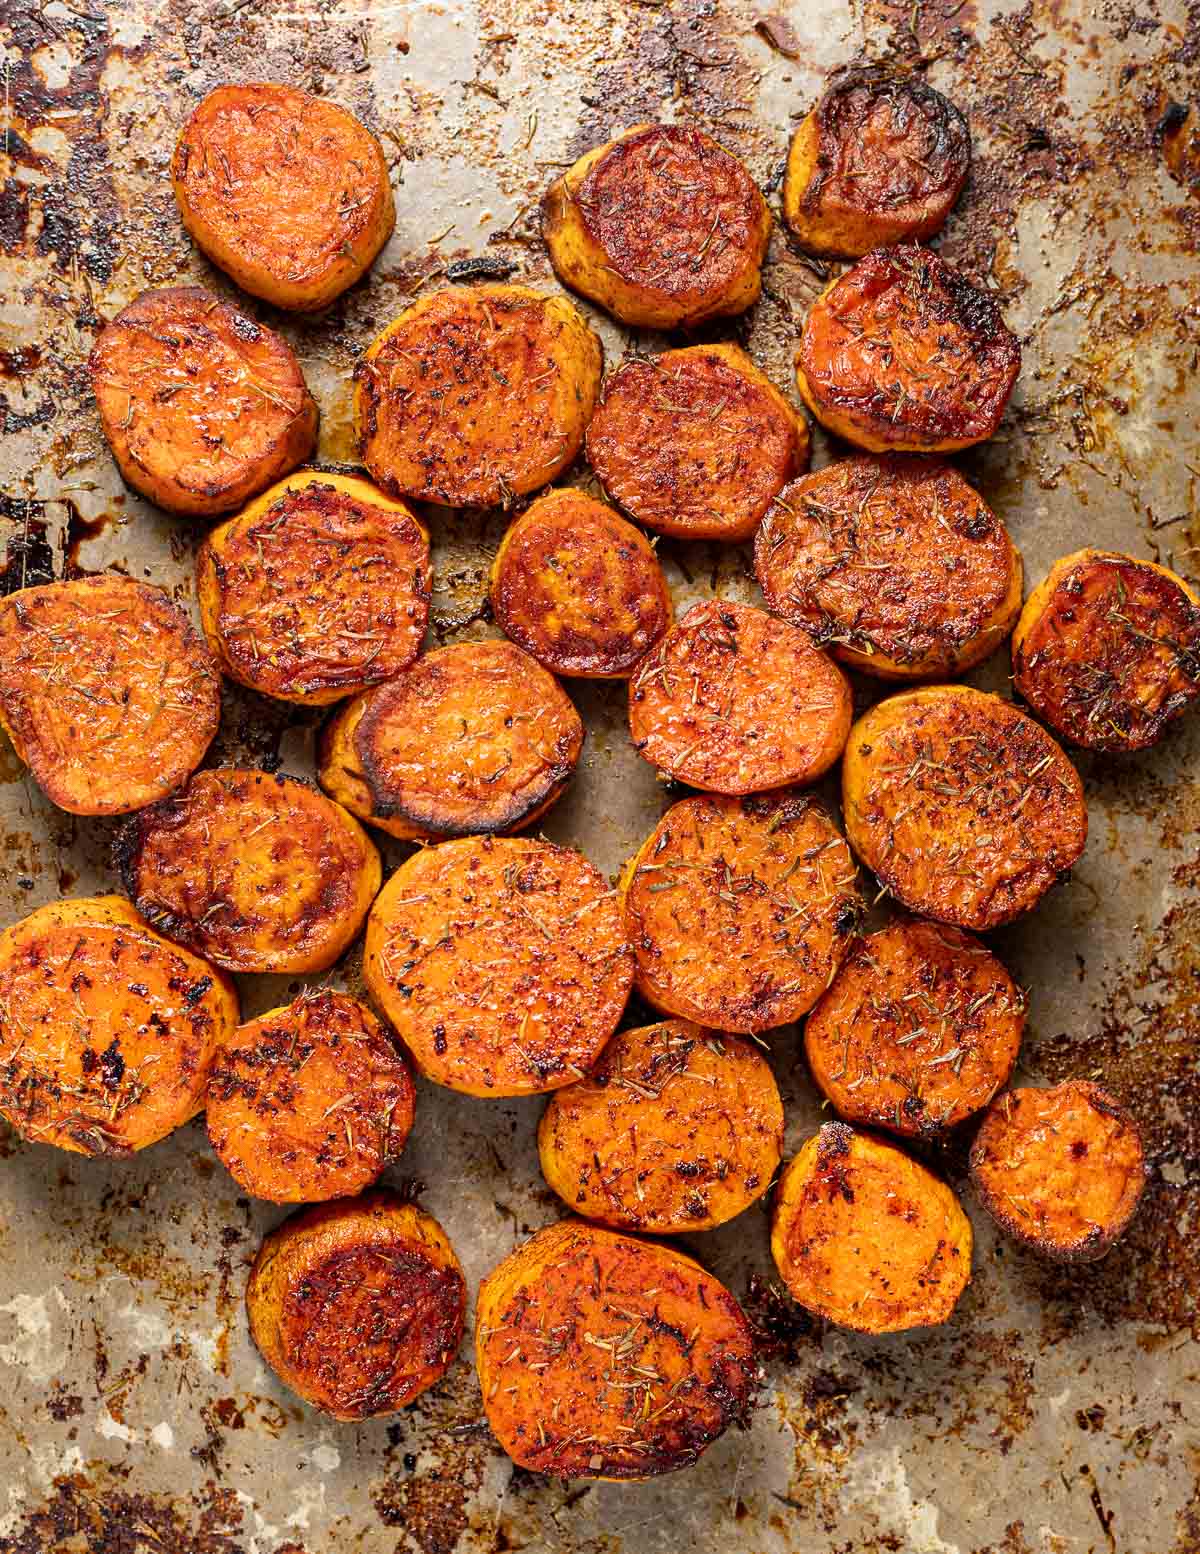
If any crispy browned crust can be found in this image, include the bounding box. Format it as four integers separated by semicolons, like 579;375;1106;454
89;287;317;516
246;1193;465;1420
476;1218;758;1479
628;599;852;793
0;575;221;816
969;1081;1148;1262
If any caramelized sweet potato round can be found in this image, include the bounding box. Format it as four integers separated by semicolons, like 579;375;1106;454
0;895;237;1156
247;1193;466;1420
1012;548;1200;752
115;768;380;975
0;575;221;816
842;686;1088;930
771;1122;972;1332
542;123;771;329
621;792;862;1034
89;287;317;517
538;1020;783;1232
197;471;430;706
585;344;809;542
172;83;395;312
476;1219;757;1479
628;599;851;793
796;246;1020;453
490;488;672;678
755;455;1022;679
355;285;602;507
364;836;634;1096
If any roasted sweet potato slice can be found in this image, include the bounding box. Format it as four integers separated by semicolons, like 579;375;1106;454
628;599;851;793
364;836;634;1096
355;285;602;507
804;918;1024;1137
115;768;380;975
1012;548;1200;751
620;792;862;1034
490;488;672;678
0;575;221;816
771;1122;972;1332
246;1192;466;1420
843;685;1088;930
197;471;430;706
0;895;237;1157
755;454;1022;679
172;82;395;312
89;286;317;517
476;1219;757;1479
796;246;1020;453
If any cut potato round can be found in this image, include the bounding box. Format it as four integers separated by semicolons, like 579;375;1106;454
355;285;602;507
796;246;1020;453
490;488;672;678
0;895;237;1156
0;575;221;816
542;123;771;329
621;792;862;1034
364;836;634;1096
771;1122;972;1332
89;286;317;517
755;454;1022;679
115;768;380;975
477;1218;757;1479
1012;548;1200;752
628;599;851;793
843;685;1088;930
172;82;395;312
247;1192;466;1420
585;343;809;542
197;471;430;706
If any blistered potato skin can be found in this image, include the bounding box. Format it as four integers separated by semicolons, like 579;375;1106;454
89;287;317;517
0;896;238;1156
477;1219;757;1480
172;83;395;312
0;575;221;816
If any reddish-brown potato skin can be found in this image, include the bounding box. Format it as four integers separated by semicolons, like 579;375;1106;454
628;599;852;793
476;1219;758;1479
89;287;317;517
969;1081;1148;1262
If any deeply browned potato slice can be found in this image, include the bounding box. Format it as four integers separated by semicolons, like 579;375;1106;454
355;285;602;507
115;768;380;975
0;896;237;1156
1012;548;1200;752
0;575;221;816
246;1193;465;1420
755;455;1023;679
207;990;414;1203
796;246;1020;453
542;124;771;329
784;68;970;258
197;471;430;706
476;1219;757;1479
172;83;395;312
621;793;862;1034
89;287;317;517
490;488;672;678
585;343;810;542
628;599;851;793
804;918;1024;1137
771;1122;972;1332
538;1021;783;1232
364;836;634;1096
843;685;1087;930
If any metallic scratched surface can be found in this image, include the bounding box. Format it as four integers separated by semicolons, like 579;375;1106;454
1;0;1199;1549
